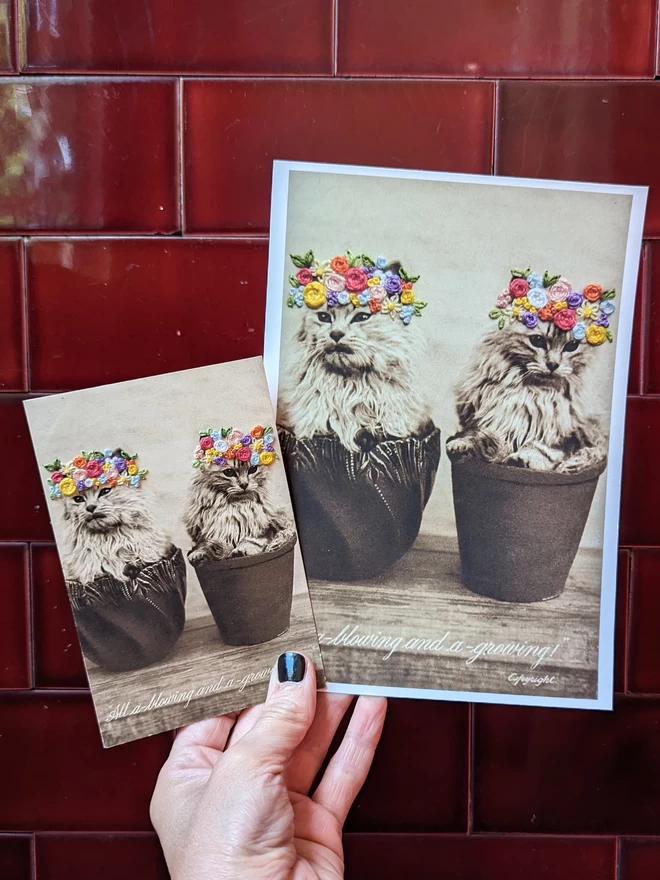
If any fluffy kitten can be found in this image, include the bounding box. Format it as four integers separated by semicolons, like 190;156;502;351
446;321;607;472
62;484;173;584
281;296;432;453
185;459;295;564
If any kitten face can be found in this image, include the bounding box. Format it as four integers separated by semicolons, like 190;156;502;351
501;321;593;384
298;305;415;377
200;459;267;501
62;485;147;533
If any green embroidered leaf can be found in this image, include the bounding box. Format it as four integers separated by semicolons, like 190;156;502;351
91;450;104;459
361;255;375;267
290;251;314;269
406;275;420;284
606;330;613;342
192;460;200;468
199;431;209;438
498;317;506;329
415;301;428;310
601;289;616;300
288;275;299;287
264;426;273;435
287;297;295;308
399;266;409;281
44;459;62;473
511;267;530;279
543;271;561;287
489;308;502;319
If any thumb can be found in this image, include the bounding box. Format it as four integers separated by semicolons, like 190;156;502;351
233;652;317;772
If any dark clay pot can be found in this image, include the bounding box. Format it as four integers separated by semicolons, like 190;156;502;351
279;427;441;581
451;456;607;603
67;547;187;672
190;533;297;646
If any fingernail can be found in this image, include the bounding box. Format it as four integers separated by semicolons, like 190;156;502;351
277;652;305;683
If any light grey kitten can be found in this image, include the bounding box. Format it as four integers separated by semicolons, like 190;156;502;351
185;459;295;564
280;297;432;453
62;484;173;583
446;321;607;472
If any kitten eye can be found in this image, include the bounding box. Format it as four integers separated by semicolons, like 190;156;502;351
563;340;580;352
98;487;112;497
248;465;258;474
351;312;371;324
317;312;332;324
73;495;85;504
223;468;237;478
529;334;547;349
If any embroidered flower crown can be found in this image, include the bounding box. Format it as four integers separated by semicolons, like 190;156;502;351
287;250;427;325
489;268;616;345
44;449;146;500
192;426;277;470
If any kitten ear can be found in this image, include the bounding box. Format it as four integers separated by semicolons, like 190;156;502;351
385;260;402;275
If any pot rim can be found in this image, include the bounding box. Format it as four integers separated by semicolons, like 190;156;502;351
450;454;607;486
188;532;298;573
279;425;441;452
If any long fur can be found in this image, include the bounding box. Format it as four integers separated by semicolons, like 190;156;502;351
280;302;431;452
446;321;607;472
184;460;295;563
61;485;173;584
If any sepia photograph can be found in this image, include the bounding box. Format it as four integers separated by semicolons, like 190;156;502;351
25;358;324;747
264;162;646;709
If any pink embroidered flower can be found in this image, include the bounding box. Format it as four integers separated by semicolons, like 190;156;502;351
72;468;88;483
236;446;252;462
199;436;214;450
228;429;242;445
51;471;64;483
296;268;314;285
194;447;204;460
554;308;577;331
368;284;387;303
508;278;529;298
324;272;346;293
105;468;119;481
547;278;573;304
496;290;512;308
344;267;368;292
86;460;102;478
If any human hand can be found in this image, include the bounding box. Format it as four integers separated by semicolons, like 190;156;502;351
150;653;387;879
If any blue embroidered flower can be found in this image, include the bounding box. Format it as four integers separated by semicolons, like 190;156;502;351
294;291;304;307
400;305;415;323
527;287;548;309
49;486;60;499
216;440;228;453
98;472;108;484
337;290;350;305
573;322;587;341
601;300;616;315
130;476;140;487
527;272;542;288
357;291;370;306
251;452;260;466
289;287;298;296
210;431;222;443
376;256;387;269
103;448;113;457
84;478;94;488
264;433;274;445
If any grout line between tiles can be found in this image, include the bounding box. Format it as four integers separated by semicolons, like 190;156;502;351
467;702;474;832
639;242;652;393
26;542;35;690
30;831;36;880
332;0;339;76
491;82;499;174
615;834;622;880
177;77;185;234
625;551;635;695
20;237;30;392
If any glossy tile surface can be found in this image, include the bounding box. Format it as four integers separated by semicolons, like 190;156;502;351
338;0;657;78
23;0;332;74
0;0;14;70
614;550;629;693
0;835;32;880
497;83;660;238
27;239;267;390
0;240;26;390
474;698;660;834
31;544;86;688
0;692;171;830
35;835;168;880
0;80;178;232
0;544;30;688
620;840;660;878
0;396;52;541
343;834;616;879
645;243;660;392
620;397;660;546
628;550;660;693
184;80;494;233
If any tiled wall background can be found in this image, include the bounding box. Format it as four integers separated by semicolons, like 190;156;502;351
1;1;660;877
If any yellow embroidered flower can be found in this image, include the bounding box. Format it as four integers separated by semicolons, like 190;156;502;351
313;260;330;278
102;462;111;471
513;297;524;306
583;304;594;319
127;464;138;476
512;306;521;317
586;324;607;345
59;478;76;497
233;443;242;452
385;300;397;312
367;276;381;287
528;306;537;314
400;290;415;304
303;281;326;309
260;451;275;466
349;293;361;307
252;439;264;451
553;300;567;312
520;297;530;309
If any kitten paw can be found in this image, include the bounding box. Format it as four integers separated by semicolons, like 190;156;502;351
188;544;228;565
555;447;607;474
505;448;554;470
446;434;477;460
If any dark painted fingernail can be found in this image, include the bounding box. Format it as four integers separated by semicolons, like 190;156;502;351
278;652;305;683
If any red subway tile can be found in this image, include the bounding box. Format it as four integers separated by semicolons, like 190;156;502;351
0;79;178;233
344;700;468;832
0;692;171;830
474;697;660;834
620;397;660;546
23;0;332;74
628;550;660;693
0;395;52;541
0;0;15;70
184;80;494;233
31;544;86;688
645;242;660;392
344;834;616;879
628;246;647;395
35;835;168;880
338;0;657;78
620;839;660;878
27;238;267;391
0;835;32;880
0;240;27;391
614;549;629;694
497;83;660;238
0;544;30;688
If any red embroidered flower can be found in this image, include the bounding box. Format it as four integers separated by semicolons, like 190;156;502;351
344;267;368;292
199;436;214;450
296;268;314;285
538;305;553;322
369;299;382;313
554;308;577;331
51;471;64;483
86;460;103;478
509;278;529;298
236;446;252;462
330;256;350;275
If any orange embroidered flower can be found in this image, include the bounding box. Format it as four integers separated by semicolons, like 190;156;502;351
402;281;413;290
583;283;603;302
225;448;235;460
107;477;118;488
251;425;264;439
72;456;87;469
538;305;553;322
330;256;349;275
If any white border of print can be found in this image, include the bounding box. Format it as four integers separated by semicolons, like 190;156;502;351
264;160;648;712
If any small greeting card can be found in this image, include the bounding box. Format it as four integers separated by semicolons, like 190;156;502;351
25;358;323;747
264;161;647;711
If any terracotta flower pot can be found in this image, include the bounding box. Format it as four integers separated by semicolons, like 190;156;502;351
67;547;188;672
190;534;297;646
279;427;442;581
451;456;607;602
